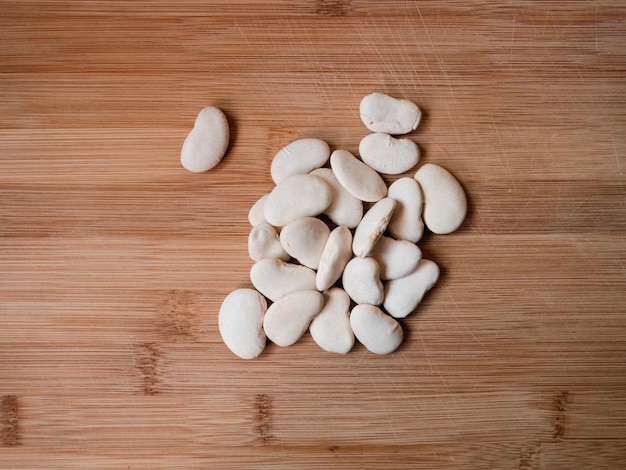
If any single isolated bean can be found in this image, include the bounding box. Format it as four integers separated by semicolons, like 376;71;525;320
181;106;230;172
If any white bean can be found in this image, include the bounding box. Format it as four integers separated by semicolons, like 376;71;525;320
263;290;324;347
180;106;229;172
248;222;290;262
309;288;354;354
279;217;330;270
352;197;396;257
330;149;387;203
263;173;332;227
342;257;384;306
310;168;363;229
249;258;316;303
369;235;421;281
248;193;270;227
387;177;424;243
350;304;403;355
316;226;353;292
359;132;420;175
218;288;267;359
271;138;330;184
360;93;421;135
414;163;467;234
383;259;440;319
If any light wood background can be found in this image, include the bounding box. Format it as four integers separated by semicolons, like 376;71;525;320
1;1;625;468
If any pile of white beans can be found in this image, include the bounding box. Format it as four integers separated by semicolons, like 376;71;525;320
182;93;467;358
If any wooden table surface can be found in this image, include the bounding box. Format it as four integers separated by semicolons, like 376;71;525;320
1;1;625;468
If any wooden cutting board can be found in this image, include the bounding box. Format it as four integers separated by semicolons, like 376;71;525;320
1;1;625;468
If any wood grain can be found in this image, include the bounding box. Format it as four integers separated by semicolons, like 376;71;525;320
1;1;625;468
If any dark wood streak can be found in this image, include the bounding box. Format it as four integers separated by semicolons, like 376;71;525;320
136;343;161;395
1;395;19;447
156;290;198;342
255;393;272;444
553;391;569;440
316;0;352;16
518;442;541;470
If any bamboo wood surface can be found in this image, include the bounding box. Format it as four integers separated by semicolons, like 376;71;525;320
1;1;626;468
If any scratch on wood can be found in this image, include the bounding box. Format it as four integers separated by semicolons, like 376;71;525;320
553;391;569;440
156;290;198;341
518;442;541;470
136;343;161;395
1;395;20;446
254;393;272;444
316;0;352;16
